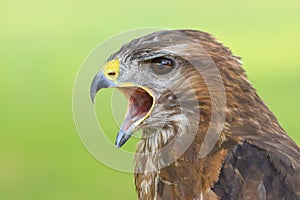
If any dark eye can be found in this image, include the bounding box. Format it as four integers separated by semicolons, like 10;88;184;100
150;57;175;75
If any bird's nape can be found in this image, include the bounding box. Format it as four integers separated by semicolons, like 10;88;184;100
90;29;300;200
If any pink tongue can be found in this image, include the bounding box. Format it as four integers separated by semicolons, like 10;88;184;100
118;87;153;134
129;94;152;118
121;96;141;131
122;94;151;131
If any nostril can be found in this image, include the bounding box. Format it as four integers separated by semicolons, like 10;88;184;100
108;72;116;76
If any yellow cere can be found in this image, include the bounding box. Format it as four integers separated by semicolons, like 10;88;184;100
103;59;120;81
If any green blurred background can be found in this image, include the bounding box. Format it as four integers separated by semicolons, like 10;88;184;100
1;0;299;199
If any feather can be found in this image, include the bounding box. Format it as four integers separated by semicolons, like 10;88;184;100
101;29;300;199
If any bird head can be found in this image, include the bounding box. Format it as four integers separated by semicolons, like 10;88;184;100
91;30;233;150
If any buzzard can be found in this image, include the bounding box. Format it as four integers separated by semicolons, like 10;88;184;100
90;30;300;199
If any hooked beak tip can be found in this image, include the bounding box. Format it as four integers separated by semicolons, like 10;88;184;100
90;71;115;104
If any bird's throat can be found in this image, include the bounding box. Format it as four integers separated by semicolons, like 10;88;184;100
134;127;230;199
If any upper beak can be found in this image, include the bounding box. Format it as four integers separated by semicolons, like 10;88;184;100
90;59;120;103
90;72;115;103
90;59;155;148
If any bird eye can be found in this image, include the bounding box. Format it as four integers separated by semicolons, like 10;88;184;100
150;57;175;75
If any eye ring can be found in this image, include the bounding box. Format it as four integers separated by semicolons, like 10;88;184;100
150;57;175;75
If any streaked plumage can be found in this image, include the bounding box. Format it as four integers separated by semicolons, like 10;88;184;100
91;30;300;199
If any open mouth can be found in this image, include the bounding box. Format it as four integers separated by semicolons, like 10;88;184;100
115;86;155;147
90;67;155;148
119;87;154;129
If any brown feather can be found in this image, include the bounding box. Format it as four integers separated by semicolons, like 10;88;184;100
111;30;300;199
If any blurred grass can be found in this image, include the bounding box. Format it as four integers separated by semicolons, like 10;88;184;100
0;0;299;199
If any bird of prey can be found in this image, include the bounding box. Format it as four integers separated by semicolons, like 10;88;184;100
90;30;300;200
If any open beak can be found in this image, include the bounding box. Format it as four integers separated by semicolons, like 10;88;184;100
90;59;155;148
